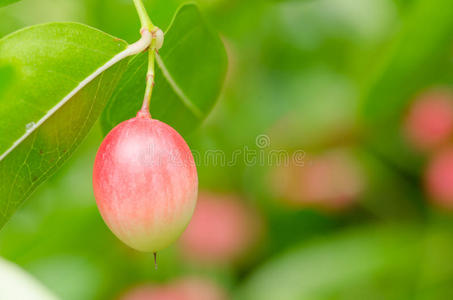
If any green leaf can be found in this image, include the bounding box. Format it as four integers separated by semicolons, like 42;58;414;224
359;0;453;175
0;64;13;96
101;3;228;137
0;0;21;8
0;23;128;228
360;0;453;128
238;226;421;300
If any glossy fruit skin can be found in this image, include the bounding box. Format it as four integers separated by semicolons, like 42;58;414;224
93;114;198;252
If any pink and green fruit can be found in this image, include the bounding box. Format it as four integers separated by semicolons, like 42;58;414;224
120;277;228;300
425;147;453;210
404;89;453;151
270;149;364;211
93;112;198;252
179;192;262;264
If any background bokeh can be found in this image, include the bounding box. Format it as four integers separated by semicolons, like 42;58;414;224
2;0;453;299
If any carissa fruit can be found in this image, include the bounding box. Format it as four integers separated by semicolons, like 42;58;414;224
425;147;453;210
93;111;198;252
120;277;228;300
180;192;262;264
403;89;453;151
269;149;364;211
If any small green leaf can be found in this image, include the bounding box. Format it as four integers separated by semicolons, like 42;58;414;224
0;23;128;228
101;3;228;137
0;0;21;8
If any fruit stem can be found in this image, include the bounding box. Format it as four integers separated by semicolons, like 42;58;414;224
139;41;156;116
133;0;154;30
132;0;163;118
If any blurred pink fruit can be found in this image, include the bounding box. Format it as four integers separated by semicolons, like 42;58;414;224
270;150;365;210
120;277;227;300
425;147;453;209
179;192;262;264
404;89;453;151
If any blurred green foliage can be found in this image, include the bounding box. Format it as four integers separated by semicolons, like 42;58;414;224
1;0;453;299
0;0;20;8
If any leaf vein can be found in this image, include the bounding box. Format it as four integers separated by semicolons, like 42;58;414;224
156;54;203;118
